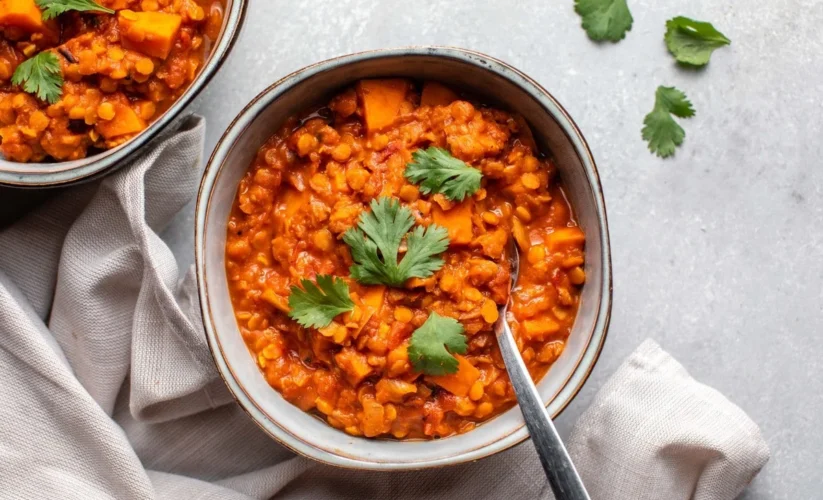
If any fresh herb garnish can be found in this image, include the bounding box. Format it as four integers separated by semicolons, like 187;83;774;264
408;312;467;376
35;0;114;19
11;52;63;104
342;197;450;287
574;0;633;42
404;147;482;202
641;86;695;158
665;17;730;66
287;275;355;329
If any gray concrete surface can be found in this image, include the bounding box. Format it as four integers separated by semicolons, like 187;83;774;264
171;1;823;498
167;1;822;497
4;0;821;497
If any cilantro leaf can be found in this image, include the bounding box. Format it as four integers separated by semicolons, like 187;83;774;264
287;275;355;329
342;197;450;287
641;86;695;158
408;312;467;376
574;0;633;42
11;52;63;104
36;0;114;19
404;147;482;202
665;17;730;66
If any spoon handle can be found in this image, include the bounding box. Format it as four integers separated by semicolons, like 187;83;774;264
495;316;591;500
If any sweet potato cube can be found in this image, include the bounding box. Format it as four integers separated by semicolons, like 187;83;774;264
420;81;459;107
432;200;473;245
334;348;373;386
522;317;561;341
361;397;386;437
0;0;43;31
428;355;480;397
280;187;309;218
360;285;386;312
356;79;409;132
375;378;417;404
118;10;182;60
96;102;146;139
546;227;585;252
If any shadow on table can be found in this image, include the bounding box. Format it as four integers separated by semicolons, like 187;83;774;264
0;186;64;229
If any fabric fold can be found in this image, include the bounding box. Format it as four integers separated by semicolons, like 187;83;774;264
567;339;770;500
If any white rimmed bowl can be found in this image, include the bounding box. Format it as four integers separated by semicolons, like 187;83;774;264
0;0;247;187
195;46;612;470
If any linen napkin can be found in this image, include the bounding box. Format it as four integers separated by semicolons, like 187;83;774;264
0;116;769;500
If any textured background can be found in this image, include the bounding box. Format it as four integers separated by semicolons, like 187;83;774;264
4;0;823;498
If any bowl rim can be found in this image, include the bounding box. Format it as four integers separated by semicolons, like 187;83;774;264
195;46;613;470
0;0;249;188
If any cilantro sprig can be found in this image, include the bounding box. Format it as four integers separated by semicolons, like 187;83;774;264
404;147;482;202
665;17;731;67
408;312;467;376
641;86;695;158
35;0;114;20
574;0;633;42
287;275;355;329
342;197;449;287
11;52;63;104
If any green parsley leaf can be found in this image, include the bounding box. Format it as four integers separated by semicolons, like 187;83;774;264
641;86;695;158
342;197;450;287
665;17;730;66
287;275;355;329
404;147;482;202
408;312;467;376
11;52;63;104
574;0;633;42
35;0;114;20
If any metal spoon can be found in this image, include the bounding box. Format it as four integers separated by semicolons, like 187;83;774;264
494;242;591;500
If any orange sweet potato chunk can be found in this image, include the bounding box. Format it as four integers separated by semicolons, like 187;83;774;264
361;285;386;312
546;227;585;252
356;79;410;132
433;200;474;245
118;10;182;60
428;355;480;397
335;347;373;386
0;0;43;31
280;187;309;218
420;81;459;107
96;102;146;139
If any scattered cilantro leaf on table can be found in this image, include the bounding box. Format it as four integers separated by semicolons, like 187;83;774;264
408;312;467;376
287;275;355;329
574;0;633;42
343;197;450;287
35;0;114;19
665;16;730;66
11;52;63;104
642;86;695;158
404;147;482;202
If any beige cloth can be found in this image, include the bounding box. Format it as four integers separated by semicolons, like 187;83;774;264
0;117;769;499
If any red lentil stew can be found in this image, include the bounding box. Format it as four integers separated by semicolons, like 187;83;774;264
0;0;224;162
225;79;587;439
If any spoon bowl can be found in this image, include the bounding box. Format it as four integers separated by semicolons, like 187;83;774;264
495;240;591;499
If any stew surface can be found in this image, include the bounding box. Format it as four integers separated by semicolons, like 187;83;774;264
0;0;224;162
225;79;586;439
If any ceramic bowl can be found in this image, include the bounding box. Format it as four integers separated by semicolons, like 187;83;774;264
0;0;247;187
196;46;612;470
